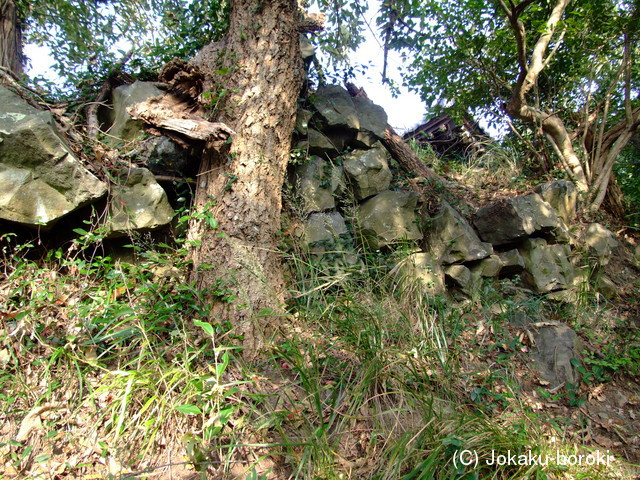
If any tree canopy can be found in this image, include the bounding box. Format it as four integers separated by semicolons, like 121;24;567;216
377;0;639;211
15;0;229;92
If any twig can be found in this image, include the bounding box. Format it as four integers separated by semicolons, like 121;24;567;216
0;66;47;109
154;175;196;185
86;49;133;138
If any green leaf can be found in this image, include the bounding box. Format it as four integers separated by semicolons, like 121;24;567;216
216;350;230;377
194;319;215;336
176;404;202;415
206;217;219;229
34;453;51;463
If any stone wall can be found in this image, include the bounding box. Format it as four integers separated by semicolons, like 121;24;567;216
290;85;618;302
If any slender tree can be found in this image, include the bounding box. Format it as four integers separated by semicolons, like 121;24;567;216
382;0;640;213
0;0;22;75
498;0;639;212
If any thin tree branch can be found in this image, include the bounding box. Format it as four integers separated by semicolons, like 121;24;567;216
592;55;627;175
623;33;633;125
541;26;566;70
497;0;528;78
382;2;396;84
513;0;537;16
521;0;571;99
86;49;133;138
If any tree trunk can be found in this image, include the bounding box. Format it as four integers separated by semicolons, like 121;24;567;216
187;0;302;358
603;174;627;219
0;0;22;75
381;126;446;185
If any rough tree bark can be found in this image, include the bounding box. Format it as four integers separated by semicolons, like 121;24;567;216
186;0;302;358
0;0;22;75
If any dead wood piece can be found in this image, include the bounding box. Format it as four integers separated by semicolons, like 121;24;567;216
154;175;196;185
129;95;235;146
382;125;446;183
16;403;62;442
298;12;326;32
160;58;205;99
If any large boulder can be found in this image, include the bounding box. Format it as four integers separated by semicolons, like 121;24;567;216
295;128;340;157
309;85;388;151
425;202;493;264
144;136;193;175
293;157;343;214
311;85;359;132
528;321;583;388
358;190;422;249
444;264;477;296
107;168;174;235
535;180;577;223
108;81;163;141
497;249;525;276
578;223;618;266
352;96;388;148
472;254;503;278
473;193;560;246
0;86;107;228
519;238;575;293
342;146;392;200
304;212;358;268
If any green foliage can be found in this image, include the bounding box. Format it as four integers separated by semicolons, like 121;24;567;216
1;222;635;478
0;226;247;476
381;0;638;125
310;0;368;65
583;340;640;378
366;0;639;210
19;0;229;94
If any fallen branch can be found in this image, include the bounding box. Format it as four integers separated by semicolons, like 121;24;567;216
382;125;446;184
154;175;196;185
345;82;449;203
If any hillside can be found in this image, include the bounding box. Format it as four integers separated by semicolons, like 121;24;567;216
0;75;639;480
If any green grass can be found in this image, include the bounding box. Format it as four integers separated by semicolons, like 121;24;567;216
0;229;637;479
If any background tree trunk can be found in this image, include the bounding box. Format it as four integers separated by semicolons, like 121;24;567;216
187;0;302;358
0;0;22;75
603;175;627;219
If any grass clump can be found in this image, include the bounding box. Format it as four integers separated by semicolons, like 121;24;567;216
274;248;634;479
0;232;253;478
1;226;637;479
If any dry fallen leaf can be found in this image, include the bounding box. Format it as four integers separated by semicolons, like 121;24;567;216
589;384;607;401
0;348;10;368
16;403;62;442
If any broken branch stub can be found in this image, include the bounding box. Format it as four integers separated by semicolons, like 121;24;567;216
128;95;235;148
